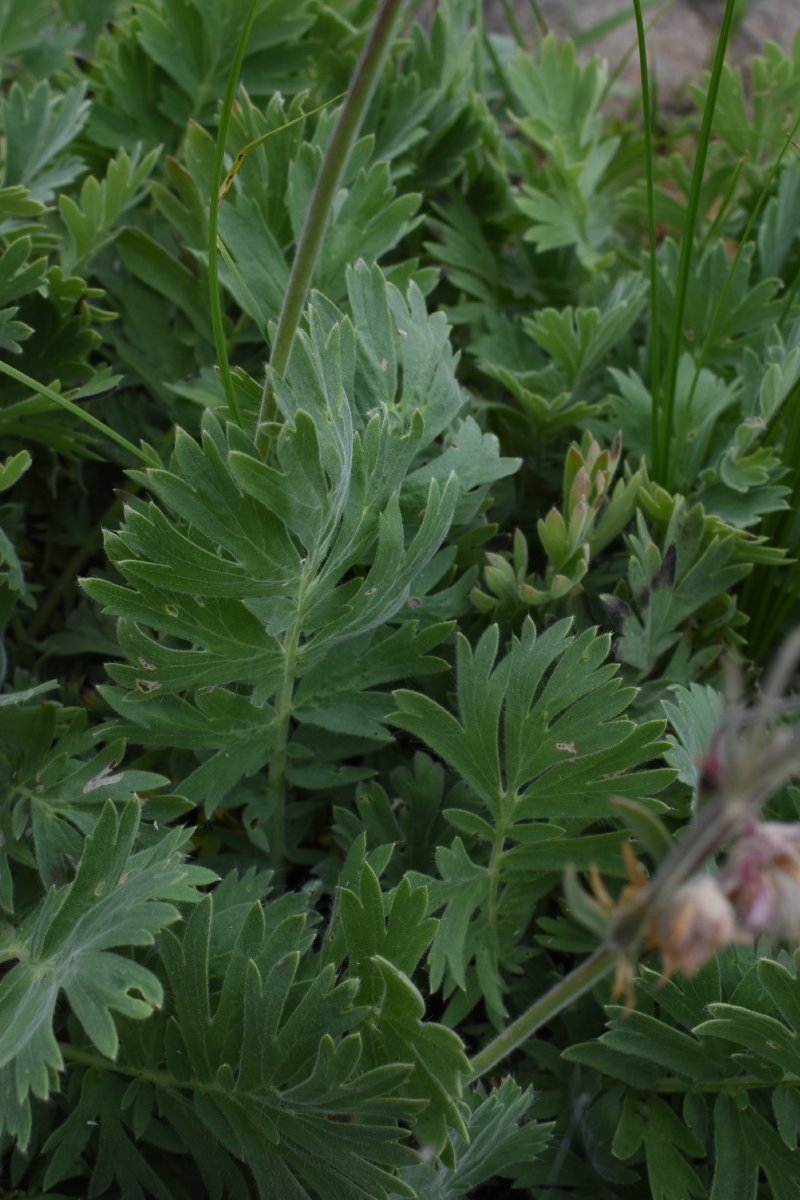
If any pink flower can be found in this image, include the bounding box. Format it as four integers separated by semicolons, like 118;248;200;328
719;821;800;942
653;877;738;978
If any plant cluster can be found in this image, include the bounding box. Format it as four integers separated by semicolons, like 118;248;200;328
2;0;800;1197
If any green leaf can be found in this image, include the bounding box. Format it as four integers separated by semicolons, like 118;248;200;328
604;503;748;682
392;617;669;819
427;838;490;992
369;956;470;1156
563;1037;664;1088
398;1077;551;1197
42;1070;179;1200
287;138;421;298
758;959;800;1033
2;80;89;201
709;1093;759;1200
523;277;646;391
758;160;800;279
508;37;622;270
58;144;161;273
1;701;190;901
508;35;607;156
773;1084;800;1152
0;304;33;353
695;1002;800;1076
134;0;316;126
0;800;213;1146
658;239;781;372
614;1093;706;1199
152;892;419;1198
0;449;31;492
662;682;726;793
337;862;469;1154
86;267;493;809
340;863;439;992
711;1093;800;1200
600;1007;719;1082
0;235;48;309
392;624;507;809
117;227;214;341
0;0;74;61
516;164;617;269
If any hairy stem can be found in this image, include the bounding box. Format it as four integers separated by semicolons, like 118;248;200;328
468;945;616;1080
256;0;408;450
469;791;749;1080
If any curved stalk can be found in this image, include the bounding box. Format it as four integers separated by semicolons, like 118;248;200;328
468;945;616;1080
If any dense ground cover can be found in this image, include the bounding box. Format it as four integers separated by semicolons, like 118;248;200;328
2;1;800;1196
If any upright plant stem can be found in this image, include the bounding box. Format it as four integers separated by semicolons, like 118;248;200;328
631;0;660;477
208;0;260;428
656;0;737;485
257;0;408;450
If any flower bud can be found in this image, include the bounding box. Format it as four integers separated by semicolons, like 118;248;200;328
653;877;737;978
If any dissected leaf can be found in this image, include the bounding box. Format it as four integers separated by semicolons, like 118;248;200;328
0;800;214;1146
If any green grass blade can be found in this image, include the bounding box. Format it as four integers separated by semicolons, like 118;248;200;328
0;359;151;465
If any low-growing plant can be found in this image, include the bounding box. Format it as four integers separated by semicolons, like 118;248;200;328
3;1;800;1197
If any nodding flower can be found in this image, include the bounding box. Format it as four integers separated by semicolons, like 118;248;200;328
648;820;800;979
652;876;738;978
618;633;800;982
719;821;800;944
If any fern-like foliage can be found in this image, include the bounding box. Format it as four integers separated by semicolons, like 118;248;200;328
390;617;672;1018
17;843;489;1198
0;799;215;1149
5;5;800;1198
85;263;517;821
600;500;750;688
398;1077;553;1198
0;699;190;899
